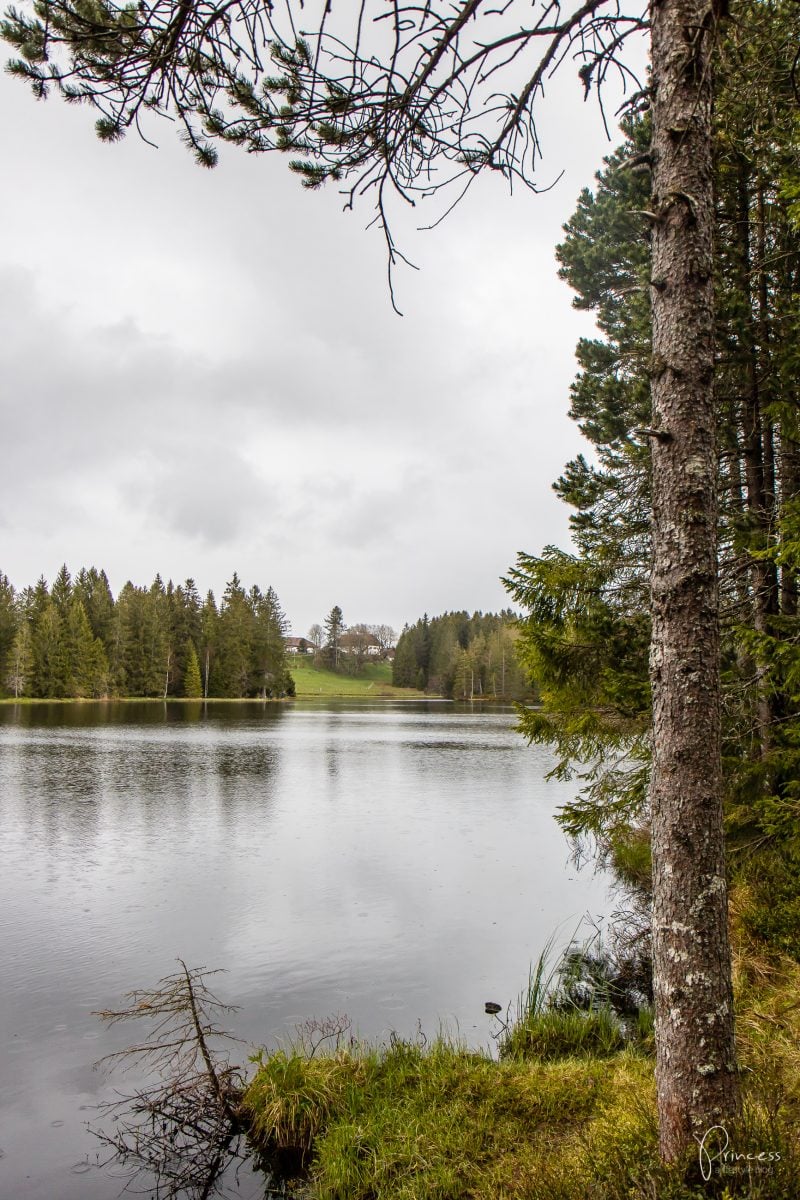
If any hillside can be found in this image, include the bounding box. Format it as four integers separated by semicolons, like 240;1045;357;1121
290;660;426;698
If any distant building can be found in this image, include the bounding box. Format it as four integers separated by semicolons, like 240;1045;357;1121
339;631;383;657
284;637;315;655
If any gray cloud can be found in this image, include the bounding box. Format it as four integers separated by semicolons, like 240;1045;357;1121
0;54;638;631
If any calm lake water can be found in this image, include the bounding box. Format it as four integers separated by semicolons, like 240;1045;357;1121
0;700;609;1199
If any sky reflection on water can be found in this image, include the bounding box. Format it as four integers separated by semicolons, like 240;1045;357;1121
0;700;609;1199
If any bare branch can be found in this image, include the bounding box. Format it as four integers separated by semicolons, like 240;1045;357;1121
1;0;647;279
91;963;246;1200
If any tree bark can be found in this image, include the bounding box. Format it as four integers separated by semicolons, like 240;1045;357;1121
779;423;799;617
649;0;740;1161
736;162;778;752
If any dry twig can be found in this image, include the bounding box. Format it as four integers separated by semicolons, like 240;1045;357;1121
91;961;246;1200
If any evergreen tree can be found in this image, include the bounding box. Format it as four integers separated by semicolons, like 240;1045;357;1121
32;602;68;697
0;571;17;690
73;567;116;648
117;581;169;696
199;591;218;700
183;640;203;698
63;600;108;697
29;576;50;624
322;605;344;672
149;576;172;698
504;22;800;1130
391;625;418;688
83;635;110;698
250;585;291;697
50;563;73;616
171;578;203;692
64;599;95;695
426;621;457;694
6;619;33;698
105;586;128;694
505;54;800;842
213;573;252;696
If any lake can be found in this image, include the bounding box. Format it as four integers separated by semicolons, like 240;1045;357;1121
0;700;609;1199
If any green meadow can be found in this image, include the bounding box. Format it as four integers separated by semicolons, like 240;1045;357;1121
290;660;426;699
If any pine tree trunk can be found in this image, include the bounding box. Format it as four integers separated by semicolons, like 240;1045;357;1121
735;162;778;753
779;424;799;617
754;187;780;626
649;0;740;1161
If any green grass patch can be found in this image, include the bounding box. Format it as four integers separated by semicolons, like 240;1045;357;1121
242;924;800;1199
500;1005;627;1062
243;1028;800;1199
244;1037;658;1200
498;938;651;1063
290;661;426;698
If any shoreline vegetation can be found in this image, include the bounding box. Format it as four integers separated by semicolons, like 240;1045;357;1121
0;662;429;701
0;567;531;704
0;566;297;702
101;909;800;1200
392;610;534;702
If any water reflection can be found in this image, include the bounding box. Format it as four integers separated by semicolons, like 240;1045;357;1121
0;701;608;1200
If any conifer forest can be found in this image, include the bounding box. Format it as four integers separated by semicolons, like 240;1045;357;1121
392;611;533;700
0;566;295;699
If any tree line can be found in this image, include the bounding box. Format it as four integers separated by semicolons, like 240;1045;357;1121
0;566;294;700
392;611;532;700
505;0;799;959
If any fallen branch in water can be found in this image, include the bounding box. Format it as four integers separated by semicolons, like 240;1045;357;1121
91;961;246;1200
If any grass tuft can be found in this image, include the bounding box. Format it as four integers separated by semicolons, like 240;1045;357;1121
501;1004;627;1061
498;934;652;1062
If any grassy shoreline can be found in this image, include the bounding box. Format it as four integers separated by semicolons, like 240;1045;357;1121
0;663;429;704
0;664;528;704
240;923;800;1199
233;887;800;1199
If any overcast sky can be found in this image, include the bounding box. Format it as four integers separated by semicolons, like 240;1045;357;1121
0;36;644;637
